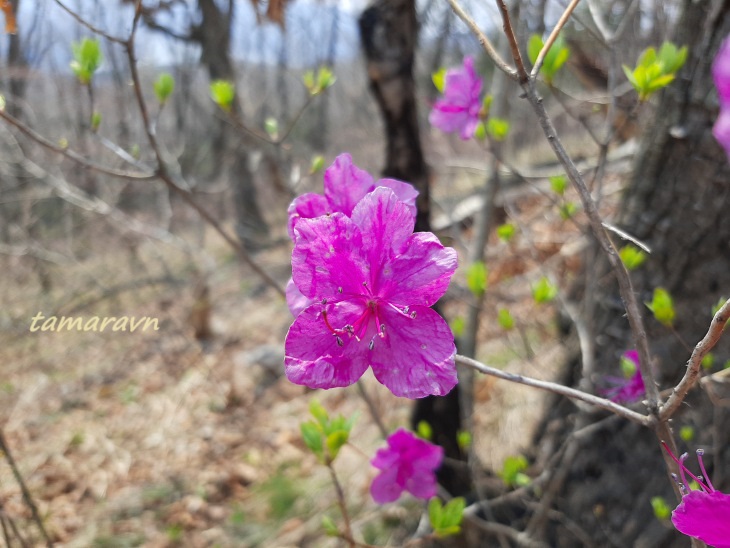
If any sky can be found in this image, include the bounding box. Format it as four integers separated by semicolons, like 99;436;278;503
2;0;498;72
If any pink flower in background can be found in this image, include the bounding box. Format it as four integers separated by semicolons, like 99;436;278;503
285;187;458;398
371;428;443;504
663;443;730;547
713;36;730;158
429;56;483;140
601;350;646;404
287;153;418;240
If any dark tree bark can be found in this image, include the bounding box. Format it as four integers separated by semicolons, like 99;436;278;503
359;0;470;497
525;2;730;546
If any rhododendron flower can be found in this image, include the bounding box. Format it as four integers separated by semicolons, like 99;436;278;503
601;350;645;404
663;443;730;547
370;428;443;504
429;56;483;140
287;153;418;240
285;154;418;316
713;36;730;158
285;187;458;398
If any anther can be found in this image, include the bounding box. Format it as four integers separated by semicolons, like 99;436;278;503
338;287;343;293
336;336;344;347
368;339;375;351
410;311;417;319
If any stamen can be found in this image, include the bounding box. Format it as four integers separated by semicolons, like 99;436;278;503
338;287;343;294
322;310;338;335
661;442;710;493
410;311;417;319
696;449;715;492
336;336;344;347
368;339;375;351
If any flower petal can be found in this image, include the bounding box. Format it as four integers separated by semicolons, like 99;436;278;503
287;192;329;241
285;277;314;317
284;301;370;389
323;153;375;216
370;305;457;398
672;490;730;547
291;212;368;299
377;232;457;307
405;470;439;500
714;107;730;159
714;38;730;106
350;187;415;281
377;178;419;218
371;467;403;504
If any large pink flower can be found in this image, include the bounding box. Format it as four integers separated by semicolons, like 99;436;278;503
285;187;458;399
429;56;483;140
601;350;645;404
370;428;443;504
285;154;418;317
664;443;730;547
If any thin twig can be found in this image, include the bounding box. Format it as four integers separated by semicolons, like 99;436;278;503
327;463;355;547
52;0;127;44
356;381;388;439
0;109;155;180
495;0;528;83
445;0;518;80
531;0;582;79
660;298;730;420
455;355;652;425
0;431;53;547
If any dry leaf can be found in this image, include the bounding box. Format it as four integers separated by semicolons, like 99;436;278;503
1;0;17;34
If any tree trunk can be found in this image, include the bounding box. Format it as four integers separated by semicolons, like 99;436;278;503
527;1;730;546
359;0;470;497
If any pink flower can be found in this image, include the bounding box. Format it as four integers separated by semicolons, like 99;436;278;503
663;443;730;547
429;56;483;140
285;187;458;398
713;37;730;158
371;428;443;504
287;153;418;241
285;154;419;317
601;350;645;404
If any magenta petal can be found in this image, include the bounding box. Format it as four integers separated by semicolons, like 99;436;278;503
430;56;482;140
291;213;368;299
370;306;457;398
713;38;730;106
405;470;439;499
284;301;370;389
351;187;415;272
323;153;375;217
287;193;329;241
377;178;419;218
378;232;457;308
285;277;314;317
371;467;403;504
714;107;730;159
672;490;730;547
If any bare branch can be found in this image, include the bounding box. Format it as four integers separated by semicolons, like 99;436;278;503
660;297;730;420
455;355;653;426
52;0;126;44
494;0;528;82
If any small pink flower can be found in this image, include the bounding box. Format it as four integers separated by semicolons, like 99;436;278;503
429;56;483;140
371;428;443;504
601;350;645;404
663;443;730;547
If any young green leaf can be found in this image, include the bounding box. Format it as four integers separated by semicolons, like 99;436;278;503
497;308;514;331
428;497;443;529
264;117;279;139
679;425;695;442
549;174;568;195
300;421;324;458
701;352;715;370
559;201;579;220
496;223;516;242
620;354;637;378
325;430;349;461
210;80;236;111
647;287;675;327
651;496;671;520
528;34;570;84
154;73;175;103
417;420;433;441
456;431;471;451
321;515;339;536
500;455;529;487
486;117;510;141
90;111;101;132
310;155;325;174
450;316;465;338
70;37;103;85
309;399;329;426
474;121;487;140
466;261;488;297
432;68;446;93
619;245;647;270
532;277;557;304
